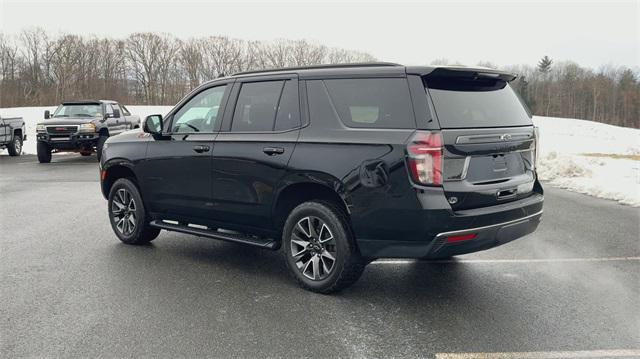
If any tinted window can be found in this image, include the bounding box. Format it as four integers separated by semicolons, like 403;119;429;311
307;80;339;126
323;78;415;129
232;81;283;132
172;85;227;133
425;76;532;128
274;80;300;131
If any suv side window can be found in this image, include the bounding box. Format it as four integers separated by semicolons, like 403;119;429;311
121;105;131;116
323;78;415;129
231;81;284;132
274;80;300;131
172;85;227;133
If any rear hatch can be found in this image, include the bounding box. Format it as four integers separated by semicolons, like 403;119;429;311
424;68;537;210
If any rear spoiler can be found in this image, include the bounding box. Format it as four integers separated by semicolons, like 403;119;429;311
407;66;517;82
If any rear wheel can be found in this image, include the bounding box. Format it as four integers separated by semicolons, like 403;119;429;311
36;141;52;163
7;135;22;156
108;178;160;244
283;201;365;293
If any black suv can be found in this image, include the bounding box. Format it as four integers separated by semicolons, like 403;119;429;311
100;63;543;293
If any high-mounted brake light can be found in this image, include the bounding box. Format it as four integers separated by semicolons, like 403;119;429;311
407;131;443;186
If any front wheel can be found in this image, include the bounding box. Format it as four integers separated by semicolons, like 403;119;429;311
283;201;365;294
108;178;160;245
37;141;52;163
7;135;22;156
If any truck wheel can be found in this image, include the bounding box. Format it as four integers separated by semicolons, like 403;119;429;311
7;135;22;156
108;178;160;245
37;141;52;163
283;200;365;294
96;135;108;162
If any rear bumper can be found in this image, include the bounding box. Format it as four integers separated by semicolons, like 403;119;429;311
426;210;542;258
356;191;543;259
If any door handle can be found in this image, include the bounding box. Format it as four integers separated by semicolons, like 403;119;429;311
193;144;210;153
263;147;285;156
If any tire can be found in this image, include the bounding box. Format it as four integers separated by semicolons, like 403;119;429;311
36;141;52;163
96;135;108;162
80;151;92;157
7;135;22;156
283;200;365;294
108;178;160;245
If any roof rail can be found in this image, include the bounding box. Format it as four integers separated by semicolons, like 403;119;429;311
232;62;402;76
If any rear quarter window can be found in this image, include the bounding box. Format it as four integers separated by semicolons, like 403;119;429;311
322;78;415;129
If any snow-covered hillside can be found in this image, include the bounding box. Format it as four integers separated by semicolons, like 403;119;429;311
533;116;639;206
1;106;638;206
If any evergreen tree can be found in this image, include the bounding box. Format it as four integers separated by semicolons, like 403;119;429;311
537;55;553;73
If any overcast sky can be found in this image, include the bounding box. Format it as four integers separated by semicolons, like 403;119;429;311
1;0;638;69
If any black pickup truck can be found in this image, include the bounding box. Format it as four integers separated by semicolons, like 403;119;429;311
36;100;140;163
0;115;26;156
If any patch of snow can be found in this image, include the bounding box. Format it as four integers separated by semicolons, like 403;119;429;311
533;116;640;206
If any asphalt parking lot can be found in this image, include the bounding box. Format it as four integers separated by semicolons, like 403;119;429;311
1;154;639;358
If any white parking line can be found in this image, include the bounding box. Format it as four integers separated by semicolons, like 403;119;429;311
435;349;640;358
371;257;640;264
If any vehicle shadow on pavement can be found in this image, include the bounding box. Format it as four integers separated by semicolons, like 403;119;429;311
47;154;98;164
0;153;98;164
106;237;294;287
105;237;481;299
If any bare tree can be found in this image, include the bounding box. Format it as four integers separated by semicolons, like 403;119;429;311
125;32;164;104
180;38;203;89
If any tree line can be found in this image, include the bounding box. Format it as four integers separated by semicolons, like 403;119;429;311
507;57;639;129
1;29;638;128
0;28;374;108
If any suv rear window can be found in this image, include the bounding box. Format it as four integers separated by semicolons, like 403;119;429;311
425;76;532;128
323;78;415;129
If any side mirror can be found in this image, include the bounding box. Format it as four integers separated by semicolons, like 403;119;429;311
44;110;50;119
113;108;121;118
143;114;163;136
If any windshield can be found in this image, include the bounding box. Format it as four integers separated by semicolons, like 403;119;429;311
425;76;532;128
53;104;103;118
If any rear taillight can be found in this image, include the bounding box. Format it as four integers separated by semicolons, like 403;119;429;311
407;131;443;186
533;126;540;171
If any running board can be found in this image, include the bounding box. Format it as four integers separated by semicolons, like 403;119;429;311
149;220;278;249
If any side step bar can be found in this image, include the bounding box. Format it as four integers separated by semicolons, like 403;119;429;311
149;220;278;249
